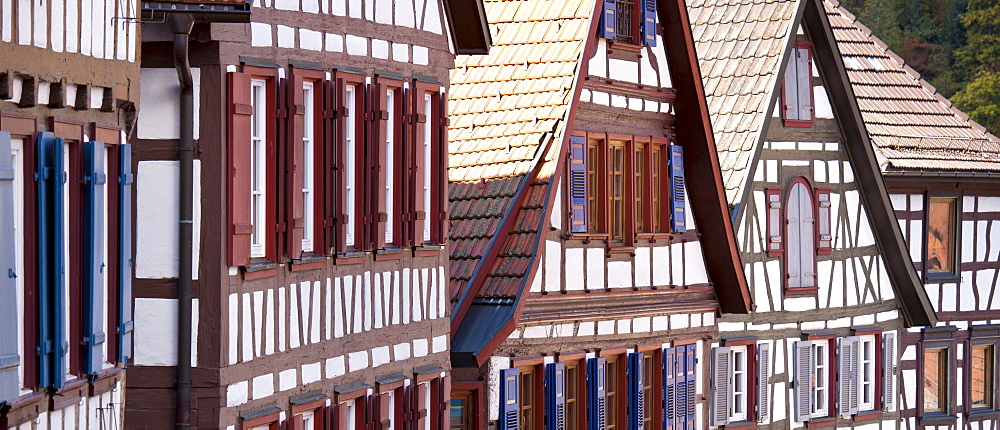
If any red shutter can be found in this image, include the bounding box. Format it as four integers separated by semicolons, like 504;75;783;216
291;414;304;430
227;71;253;266
766;188;783;257
332;76;349;253
412;84;436;246
334;402;351;429
379;392;392;429
435;92;449;245
438;376;451;430
286;74;306;259
370;81;386;250
399;85;412;247
415;382;429;429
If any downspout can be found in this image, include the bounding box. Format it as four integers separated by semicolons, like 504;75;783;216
168;13;195;430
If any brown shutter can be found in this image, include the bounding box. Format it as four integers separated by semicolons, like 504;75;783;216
438;376;451;430
371;81;387;250
399;85;411;247
227;71;253;266
380;392;392;429
290;414;304;430
412;84;434;246
435;92;449;245
286;74;306;259
335;402;352;429
332;76;348;253
415;382;429;429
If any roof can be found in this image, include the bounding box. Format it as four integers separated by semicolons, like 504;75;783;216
686;0;802;203
824;0;1000;175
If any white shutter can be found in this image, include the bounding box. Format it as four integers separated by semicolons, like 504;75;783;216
793;341;813;422
783;53;800;120
786;188;801;289
757;343;771;423
839;337;860;417
795;47;813;120
882;332;895;411
710;347;732;426
797;184;815;288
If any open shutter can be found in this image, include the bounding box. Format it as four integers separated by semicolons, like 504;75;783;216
587;357;607;430
668;145;686;233
437;375;451;430
641;0;657;46
372;81;388;250
839;337;860;417
568;136;588;233
0;131;19;402
684;345;696;428
816;188;831;253
782;54;800;121
793;341;812;422
627;352;644;430
411;87;427;245
227;72;253;266
882;332;895;411
37;132;66;389
117;144;134;363
435;90;449;244
83;141;107;374
766;188;783;256
500;368;520;430
379;391;392;429
757;343;771;423
414;382;429;430
600;0;617;39
710;347;731;427
545;362;566;430
662;348;676;430
287;74;306;259
796;46;813;121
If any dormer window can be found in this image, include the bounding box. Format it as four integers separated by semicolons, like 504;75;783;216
599;0;657;47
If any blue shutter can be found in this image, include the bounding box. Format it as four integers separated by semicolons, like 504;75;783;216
546;362;566;430
627;352;644;430
587;357;607;430
568;136;588;233
600;0;617;39
641;0;657;46
37;132;66;389
683;345;697;428
0;131;20;403
117;144;134;363
662;347;676;430
499;368;520;430
83;141;107;374
668;145;686;233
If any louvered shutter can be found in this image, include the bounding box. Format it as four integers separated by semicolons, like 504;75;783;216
500;368;520;430
668;145;686;233
641;0;657;46
568;136;588;233
627;352;644;430
662;348;676;430
683;345;696;428
0;131;19;402
710;347;731;426
882;332;895;411
766;188;783;256
757;343;771;423
816;189;832;253
600;0;617;39
37;132;66;389
227;72;254;266
587;357;607;430
838;337;860;417
793;341;812;422
795;47;813;121
545;362;566;430
117;144;134;363
83;141;107;374
782;53;800;121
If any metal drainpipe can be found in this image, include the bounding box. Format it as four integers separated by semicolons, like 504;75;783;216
168;13;195;430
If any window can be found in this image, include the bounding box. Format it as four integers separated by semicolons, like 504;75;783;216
730;346;748;422
785;179;815;290
970;345;994;409
334;399;359;430
299;411;315;430
421;93;433;243
641;352;653;429
710;342;764;426
564;361;581;429
450;390;474;429
300;81;316;253
519;366;537;428
858;335;877;411
811;341;828;417
923;348;948;413
926;196;959;277
665;345;698;429
781;41;814;126
610;140;626;244
384;87;397;246
250;78;268;258
599;0;657;46
342;82;360;249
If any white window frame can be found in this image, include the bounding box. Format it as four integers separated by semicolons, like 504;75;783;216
811;341;828;417
422;93;433;243
859;335;877;411
301;81;315;253
729;345;749;422
422;382;432;430
62;139;71;378
384;88;395;245
11;137;25;393
387;390;396;430
344;85;357;247
250;79;268;258
344;399;358;430
299;410;315;430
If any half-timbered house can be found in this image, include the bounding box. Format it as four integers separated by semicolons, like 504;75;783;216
447;0;751;427
826;2;1000;427
686;0;937;427
0;0;139;428
126;0;488;427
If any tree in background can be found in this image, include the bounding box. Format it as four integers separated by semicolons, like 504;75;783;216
952;0;1000;134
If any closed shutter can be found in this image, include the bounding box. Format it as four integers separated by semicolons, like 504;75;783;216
83;140;107;374
437;375;451;430
320;78;336;255
334;401;352;429
546;362;566;430
710;347;731;426
787;182;815;289
839;337;860;417
816;189;832;253
600;0;617;39
117;144;134;363
766;188;783;256
782;53;800;121
227;72;254;266
286;74;306;259
683;345;696;428
627;352;644;430
587;357;607;430
757;343;771;423
668;145;686;233
0;131;19;402
641;0;656;46
662;348;676;430
568;136;588;233
793;341;812;422
37;132;66;389
795;47;813;121
882;332;895;411
500;368;520;430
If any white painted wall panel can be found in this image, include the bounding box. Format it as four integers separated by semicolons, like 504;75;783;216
565;248;584;290
634;247;651;287
16;0;29;45
103;0;113;58
421;0;441;34
32;0;46;48
253;290;264;356
265;289;276;354
228;293;238;364
545;240;560;292
134;298;199;366
586;248;603;290
50;0;64;52
138;68;202;139
2;0;11;42
241;292;253;361
251;22;272;46
684;241;708;284
134;160;202;279
607;261;631;288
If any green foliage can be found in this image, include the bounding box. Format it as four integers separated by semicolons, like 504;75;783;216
952;72;1000;135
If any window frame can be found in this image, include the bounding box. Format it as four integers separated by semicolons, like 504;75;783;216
918;327;958;422
923;191;962;281
557;353;586;430
333;70;367;253
242;66;280;262
780;41;815;127
715;338;760;425
411;80;446;247
967;326;1000;415
803;334;837;420
810;340;830;418
515;362;543;429
450;381;484;430
290;68;326;257
857;334;878;412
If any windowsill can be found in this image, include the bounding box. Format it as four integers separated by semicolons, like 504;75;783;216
635;232;676;242
335;251;367;265
564;232;609;243
244;259;281;280
852;411;883;422
917;413;959;426
805;417;836;428
414;244;444;257
784;286;820;296
374;246;405;261
606;40;644;53
722;420;757;430
966;409;1000;420
89;367;123;397
291;254;327;271
782;119;814;128
607;246;635;256
924;272;962;283
53;378;88;410
2;391;46;427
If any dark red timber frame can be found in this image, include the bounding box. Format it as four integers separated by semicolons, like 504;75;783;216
370;75;404;250
2;111;39;389
450;381;484;430
332;70;367;254
851;329;884;418
92;123;122;365
805;333;838;420
50;117;85;377
411;80;446;246
780;41;815;128
783;176;819;295
331;386;369;429
722;338;759;423
286;67;327;259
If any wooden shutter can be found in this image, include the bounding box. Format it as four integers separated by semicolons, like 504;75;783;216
411;86;428;245
782;54;800;121
286;74;306;259
546;362;566;430
627;352;644;430
0;131;19;402
37;132;66;389
379;391;392;429
290;414;304;430
117;143;134;363
766;188;783;256
710;347;731;426
816;188;832;253
568;136;588;233
227;72;254;266
641;0;656;46
333;76;350;252
787;182;815;289
587;357;607;430
414;382;429;429
437;375;451;430
757;343;771;423
882;332;895;411
500;368;520;430
371;81;388;250
600;0;617;39
434;91;449;244
662;348;676;430
683;345;696;428
795;46;813;121
793;341;812;422
83;140;107;374
334;401;352;429
668;145;685;233
838;336;860;417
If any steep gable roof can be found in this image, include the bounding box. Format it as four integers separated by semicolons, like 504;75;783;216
825;0;1000;175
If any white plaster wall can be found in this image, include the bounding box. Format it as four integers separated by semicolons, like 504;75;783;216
133;298;200;366
135;160;202;279
137;68;201;140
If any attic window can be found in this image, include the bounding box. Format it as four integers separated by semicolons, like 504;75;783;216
599;0;657;47
781;42;814;127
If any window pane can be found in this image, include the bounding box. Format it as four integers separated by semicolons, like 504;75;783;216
926;197;957;274
521;370;534;428
972;345;993;408
635;144;645;233
566;364;579;429
588;141;600;233
651;145;662;232
607;359;619;429
923;348;947;412
610;143;626;243
614;0;635;43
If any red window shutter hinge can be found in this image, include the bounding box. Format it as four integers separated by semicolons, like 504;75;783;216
323;108;336;119
276;222;286;233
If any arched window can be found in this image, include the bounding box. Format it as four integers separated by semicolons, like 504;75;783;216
785;179;816;289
